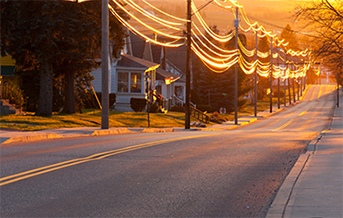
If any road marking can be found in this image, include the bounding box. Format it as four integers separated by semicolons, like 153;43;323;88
318;85;324;99
309;85;316;101
298;111;306;116
0;133;220;186
272;118;296;131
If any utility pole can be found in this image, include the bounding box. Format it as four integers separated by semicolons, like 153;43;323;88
270;37;273;113
101;0;109;129
293;77;296;103
254;24;258;117
297;78;300;100
185;0;191;129
234;7;239;124
338;65;341;108
277;49;280;109
284;77;286;107
287;55;292;106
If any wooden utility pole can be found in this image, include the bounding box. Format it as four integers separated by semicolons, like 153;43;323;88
185;0;191;129
234;7;239;124
254;24;258;117
101;0;109;129
270;37;273;113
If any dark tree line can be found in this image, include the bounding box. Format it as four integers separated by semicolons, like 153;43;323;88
192;26;252;113
1;0;127;115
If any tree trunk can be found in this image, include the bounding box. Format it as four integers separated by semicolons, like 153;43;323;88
36;60;53;116
62;71;76;114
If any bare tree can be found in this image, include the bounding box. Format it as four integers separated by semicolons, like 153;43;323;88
295;0;343;85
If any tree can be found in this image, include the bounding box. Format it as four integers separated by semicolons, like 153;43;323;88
192;29;252;112
1;0;127;115
294;0;343;86
256;35;271;99
280;24;299;51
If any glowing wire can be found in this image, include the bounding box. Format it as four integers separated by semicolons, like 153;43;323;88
109;5;185;47
112;0;184;40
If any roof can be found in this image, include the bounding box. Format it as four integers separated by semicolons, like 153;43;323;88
127;32;188;77
117;54;180;81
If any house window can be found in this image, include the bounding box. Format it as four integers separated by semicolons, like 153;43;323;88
118;72;129;93
130;73;142;93
118;72;142;93
175;86;184;100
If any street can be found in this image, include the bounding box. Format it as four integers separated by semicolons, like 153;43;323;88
0;85;337;217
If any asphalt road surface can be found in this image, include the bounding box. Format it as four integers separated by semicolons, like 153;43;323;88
0;85;337;217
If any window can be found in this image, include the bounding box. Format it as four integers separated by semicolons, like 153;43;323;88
130;73;142;93
117;72;142;93
118;72;129;92
175;86;184;100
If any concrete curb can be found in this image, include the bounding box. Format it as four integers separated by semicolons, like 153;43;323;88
91;128;132;136
266;130;323;218
0;128;176;145
1;133;64;145
141;128;174;133
266;152;311;218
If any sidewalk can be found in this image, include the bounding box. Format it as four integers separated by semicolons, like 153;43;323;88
266;92;343;218
0;104;287;145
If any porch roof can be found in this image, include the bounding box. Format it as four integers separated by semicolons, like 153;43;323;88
117;54;180;81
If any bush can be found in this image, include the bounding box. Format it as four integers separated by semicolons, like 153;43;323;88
84;92;116;109
170;105;185;112
148;103;159;113
130;98;147;112
238;99;248;110
191;89;202;105
197;105;212;112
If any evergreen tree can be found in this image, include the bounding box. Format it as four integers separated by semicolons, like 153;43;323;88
193;29;252;113
1;1;127;115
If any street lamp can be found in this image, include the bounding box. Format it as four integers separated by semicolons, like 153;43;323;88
69;0;109;129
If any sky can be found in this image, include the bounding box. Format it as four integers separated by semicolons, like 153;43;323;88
147;0;310;31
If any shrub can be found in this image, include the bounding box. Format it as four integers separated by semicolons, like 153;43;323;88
238;99;248;110
191;89;202;105
148;103;159;113
84;92;116;109
170;105;185;112
130;98;147;112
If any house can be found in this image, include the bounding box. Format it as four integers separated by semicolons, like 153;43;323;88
91;33;186;112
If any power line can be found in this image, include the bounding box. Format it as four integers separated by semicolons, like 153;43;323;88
238;13;320;39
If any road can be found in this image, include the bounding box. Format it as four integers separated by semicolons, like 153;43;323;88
0;85;337;217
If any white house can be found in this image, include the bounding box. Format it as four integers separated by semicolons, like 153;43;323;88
90;34;186;112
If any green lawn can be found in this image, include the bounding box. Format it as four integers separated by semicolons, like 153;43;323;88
0;101;274;131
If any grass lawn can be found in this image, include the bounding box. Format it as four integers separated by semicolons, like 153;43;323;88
0;101;273;131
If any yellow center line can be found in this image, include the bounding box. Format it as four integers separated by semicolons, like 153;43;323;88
0;133;220;186
309;85;316;101
326;85;329;95
318;85;324;99
298;111;306;116
272;118;296;131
